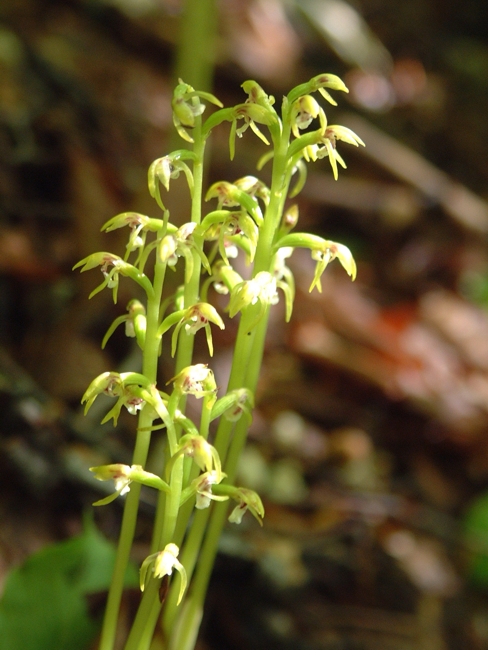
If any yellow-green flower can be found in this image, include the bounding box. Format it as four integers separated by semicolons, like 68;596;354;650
192;471;228;510
102;299;146;350
233;175;270;205
210;484;265;526
310;241;356;291
172;79;223;143
199;209;259;265
140;543;187;605
81;371;122;413
228;271;278;316
73;252;152;302
159;302;224;357
274;233;357;291
167;434;223;484
169;364;217;403
90;463;133;505
158;222;210;282
89;463;169;506
290;94;327;139
311;125;365;181
228;488;265;526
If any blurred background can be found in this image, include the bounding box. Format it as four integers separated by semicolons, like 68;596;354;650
3;0;488;648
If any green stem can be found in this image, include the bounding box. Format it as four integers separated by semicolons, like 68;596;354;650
124;455;185;650
173;0;217;93
98;479;144;650
99;256;167;650
162;304;259;638
150;388;181;554
169;307;270;646
175;120;206;373
161;455;184;546
123;578;160;650
124;116;208;650
161;390;214;631
164;122;292;648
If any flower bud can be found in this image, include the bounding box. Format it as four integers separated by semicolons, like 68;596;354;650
159;234;178;265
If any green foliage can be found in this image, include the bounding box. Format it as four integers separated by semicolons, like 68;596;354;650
463;491;488;588
0;519;138;650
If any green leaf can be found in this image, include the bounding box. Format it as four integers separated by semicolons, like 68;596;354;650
0;518;138;650
463;491;488;588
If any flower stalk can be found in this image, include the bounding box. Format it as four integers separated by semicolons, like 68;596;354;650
76;74;362;650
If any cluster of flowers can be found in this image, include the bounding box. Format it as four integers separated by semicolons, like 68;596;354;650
76;74;361;606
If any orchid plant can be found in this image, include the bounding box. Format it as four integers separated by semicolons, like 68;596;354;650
76;74;363;650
